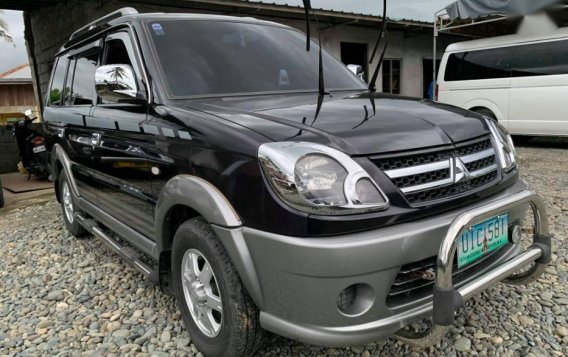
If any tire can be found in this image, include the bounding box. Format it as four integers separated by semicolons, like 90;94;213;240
172;217;265;357
59;171;88;238
473;107;497;120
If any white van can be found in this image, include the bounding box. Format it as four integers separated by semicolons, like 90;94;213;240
437;28;568;136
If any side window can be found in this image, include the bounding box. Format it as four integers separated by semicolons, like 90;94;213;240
444;48;512;81
62;59;76;106
99;32;139;104
512;40;568;77
47;56;69;106
104;39;133;66
68;53;99;106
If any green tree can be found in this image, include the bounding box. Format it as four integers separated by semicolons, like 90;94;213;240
0;10;13;43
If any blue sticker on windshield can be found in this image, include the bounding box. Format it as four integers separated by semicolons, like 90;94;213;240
152;23;165;36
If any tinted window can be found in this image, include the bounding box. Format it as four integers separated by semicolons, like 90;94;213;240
68;54;98;106
48;57;69;106
99;35;136;104
147;21;365;97
104;39;133;66
62;59;76;106
445;47;512;81
511;40;568;77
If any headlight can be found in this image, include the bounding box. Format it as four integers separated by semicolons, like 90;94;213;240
258;142;389;215
486;119;516;172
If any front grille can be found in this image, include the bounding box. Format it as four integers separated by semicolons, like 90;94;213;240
386;242;510;307
372;137;499;205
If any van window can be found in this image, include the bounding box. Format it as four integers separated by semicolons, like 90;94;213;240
48;57;70;106
445;47;512;82
511;39;568;77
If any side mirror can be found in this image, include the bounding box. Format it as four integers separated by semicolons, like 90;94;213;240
347;64;364;76
347;64;365;81
95;64;142;103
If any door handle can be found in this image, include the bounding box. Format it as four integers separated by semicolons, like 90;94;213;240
91;133;102;147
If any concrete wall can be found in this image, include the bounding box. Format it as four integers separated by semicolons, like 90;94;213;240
26;0;459;104
0;127;19;174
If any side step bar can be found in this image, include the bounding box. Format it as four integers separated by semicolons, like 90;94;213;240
76;214;159;285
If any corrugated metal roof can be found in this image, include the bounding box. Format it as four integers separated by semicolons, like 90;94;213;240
241;0;433;26
0;64;32;80
0;0;434;27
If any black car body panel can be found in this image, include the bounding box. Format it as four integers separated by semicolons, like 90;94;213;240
41;11;551;352
185;91;489;155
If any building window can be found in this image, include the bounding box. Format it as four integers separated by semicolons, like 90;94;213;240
382;59;401;94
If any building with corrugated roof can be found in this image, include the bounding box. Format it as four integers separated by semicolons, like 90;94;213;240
0;63;39;125
0;0;467;108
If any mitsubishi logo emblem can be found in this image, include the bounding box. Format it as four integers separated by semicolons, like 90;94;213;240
454;158;471;183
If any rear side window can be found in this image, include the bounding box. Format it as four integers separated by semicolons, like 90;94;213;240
511;39;568;77
48;56;70;106
444;47;512;82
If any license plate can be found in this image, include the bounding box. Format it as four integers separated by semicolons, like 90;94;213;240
33;145;46;153
457;212;509;268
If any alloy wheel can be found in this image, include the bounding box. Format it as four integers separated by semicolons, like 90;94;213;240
181;249;223;337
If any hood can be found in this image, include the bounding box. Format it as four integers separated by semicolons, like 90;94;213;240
185;91;490;155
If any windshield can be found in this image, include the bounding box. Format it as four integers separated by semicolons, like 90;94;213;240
146;20;366;97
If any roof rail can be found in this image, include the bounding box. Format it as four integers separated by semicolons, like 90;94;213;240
66;7;138;47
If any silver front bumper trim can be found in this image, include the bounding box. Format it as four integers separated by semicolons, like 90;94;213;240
432;189;551;326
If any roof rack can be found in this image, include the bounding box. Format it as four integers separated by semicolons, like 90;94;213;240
65;7;138;48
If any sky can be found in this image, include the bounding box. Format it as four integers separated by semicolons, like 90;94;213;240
0;1;449;72
0;10;26;73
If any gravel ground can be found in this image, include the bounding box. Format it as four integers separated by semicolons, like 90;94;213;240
0;140;567;357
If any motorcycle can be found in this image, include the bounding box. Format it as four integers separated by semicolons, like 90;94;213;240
13;109;51;181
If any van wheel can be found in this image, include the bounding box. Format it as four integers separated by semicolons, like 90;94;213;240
172;217;265;357
473;108;497;120
59;171;88;238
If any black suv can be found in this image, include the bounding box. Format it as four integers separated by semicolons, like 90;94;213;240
45;8;552;357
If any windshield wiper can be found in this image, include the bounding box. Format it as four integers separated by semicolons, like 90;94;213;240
367;0;389;113
302;0;328;123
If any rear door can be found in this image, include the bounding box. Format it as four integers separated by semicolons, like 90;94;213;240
44;43;102;204
90;30;155;238
508;38;568;136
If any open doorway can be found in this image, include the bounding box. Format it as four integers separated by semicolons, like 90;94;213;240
341;42;368;82
423;59;441;99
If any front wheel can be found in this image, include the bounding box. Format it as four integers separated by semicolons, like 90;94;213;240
172;218;265;357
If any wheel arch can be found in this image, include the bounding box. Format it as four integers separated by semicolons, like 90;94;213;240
154;175;241;253
155;175;264;308
464;100;504;121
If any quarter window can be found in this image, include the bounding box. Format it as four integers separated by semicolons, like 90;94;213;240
99;33;137;104
382;59;401;94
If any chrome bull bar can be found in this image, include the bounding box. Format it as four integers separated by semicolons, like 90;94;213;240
396;190;551;347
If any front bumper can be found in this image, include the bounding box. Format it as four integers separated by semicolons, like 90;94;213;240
212;180;551;347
